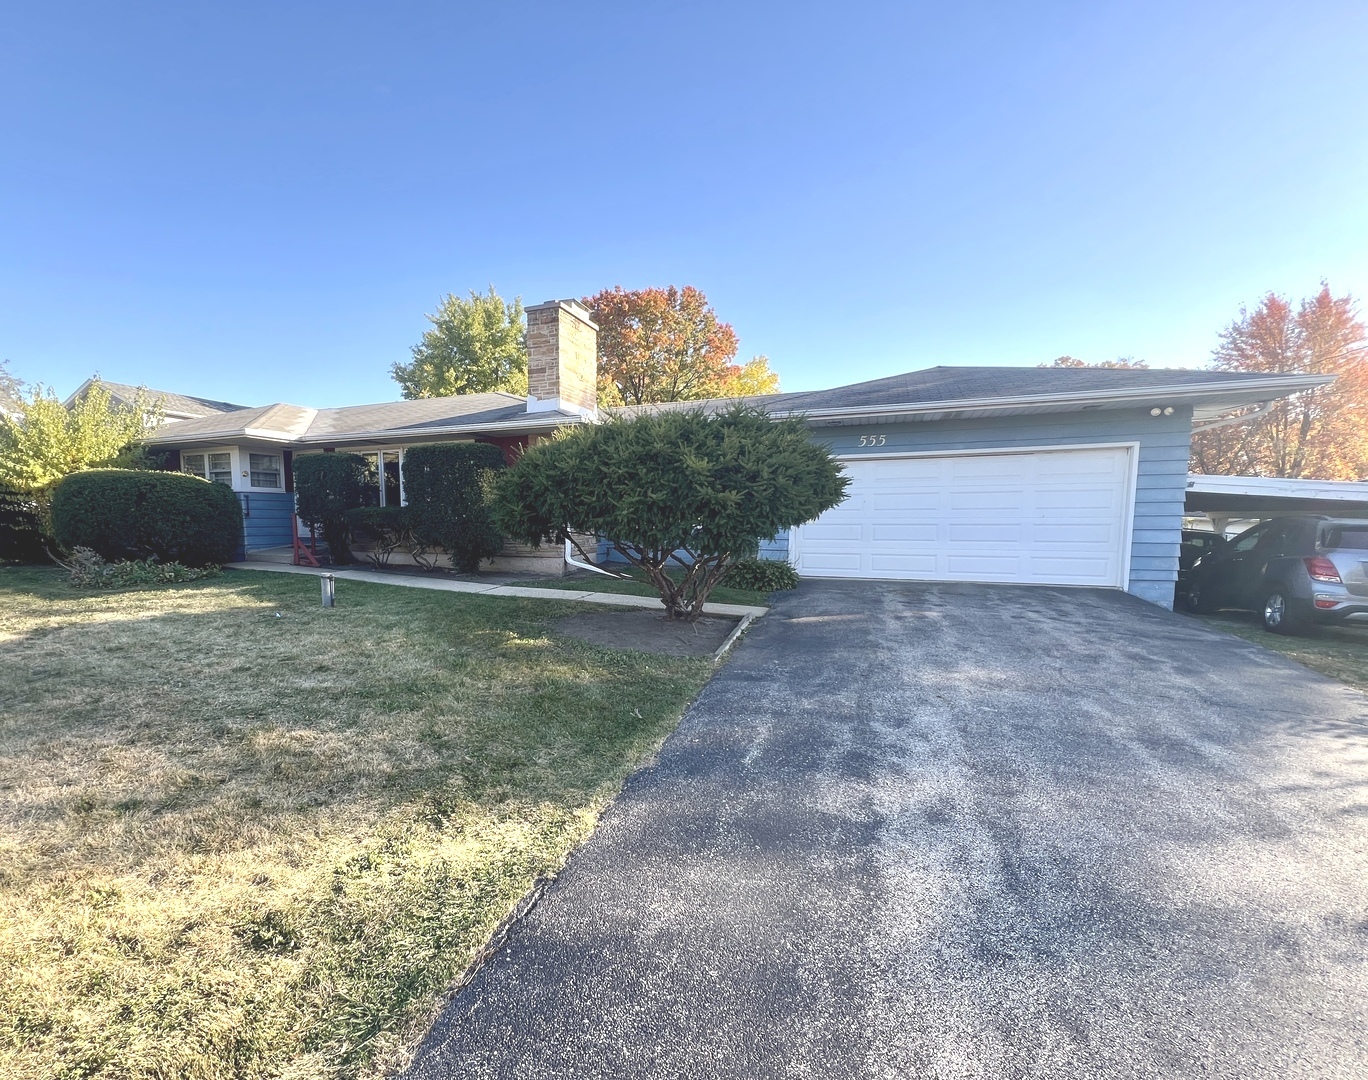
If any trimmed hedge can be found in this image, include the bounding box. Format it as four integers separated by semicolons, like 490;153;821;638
50;469;242;566
403;443;506;573
293;453;366;563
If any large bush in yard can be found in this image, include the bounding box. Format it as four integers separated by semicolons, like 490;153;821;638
403;443;507;573
293;452;366;563
50;469;242;566
492;406;848;620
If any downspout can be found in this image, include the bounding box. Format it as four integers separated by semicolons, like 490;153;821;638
564;537;630;578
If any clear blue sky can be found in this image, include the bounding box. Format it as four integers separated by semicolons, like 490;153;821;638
4;2;1366;407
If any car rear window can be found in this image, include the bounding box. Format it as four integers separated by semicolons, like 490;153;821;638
1322;526;1368;551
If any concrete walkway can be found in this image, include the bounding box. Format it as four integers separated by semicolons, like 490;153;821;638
224;561;768;619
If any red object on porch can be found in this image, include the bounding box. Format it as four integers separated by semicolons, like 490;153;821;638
292;513;322;567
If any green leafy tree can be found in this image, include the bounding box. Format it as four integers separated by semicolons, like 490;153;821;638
391;287;528;399
0;378;160;495
492;406;847;620
717;355;781;396
292;453;366;563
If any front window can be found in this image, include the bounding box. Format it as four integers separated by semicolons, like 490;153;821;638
249;453;281;489
182;452;232;485
359;449;403;506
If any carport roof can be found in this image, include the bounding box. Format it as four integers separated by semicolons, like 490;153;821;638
1186;473;1368;517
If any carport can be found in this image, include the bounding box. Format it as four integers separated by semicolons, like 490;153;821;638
1185;473;1368;535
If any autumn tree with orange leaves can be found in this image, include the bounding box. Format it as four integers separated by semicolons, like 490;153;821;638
583;286;779;406
1042;356;1149;369
1190;285;1368;480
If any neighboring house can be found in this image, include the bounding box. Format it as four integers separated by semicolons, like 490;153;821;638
137;298;1325;609
64;379;250;422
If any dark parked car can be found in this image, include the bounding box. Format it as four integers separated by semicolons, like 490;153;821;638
1183;515;1368;634
1175;528;1225;607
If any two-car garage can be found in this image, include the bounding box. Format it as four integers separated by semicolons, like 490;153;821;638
791;445;1136;588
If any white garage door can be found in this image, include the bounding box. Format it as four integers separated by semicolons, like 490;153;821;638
793;446;1134;587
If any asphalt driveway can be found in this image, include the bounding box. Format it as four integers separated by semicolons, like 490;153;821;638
404;581;1368;1079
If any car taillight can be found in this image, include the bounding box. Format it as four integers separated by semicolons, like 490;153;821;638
1305;556;1342;583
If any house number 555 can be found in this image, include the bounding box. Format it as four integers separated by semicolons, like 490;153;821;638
858;434;887;447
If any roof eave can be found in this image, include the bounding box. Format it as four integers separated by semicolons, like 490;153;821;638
302;412;593;447
778;375;1331;425
146;411;593;448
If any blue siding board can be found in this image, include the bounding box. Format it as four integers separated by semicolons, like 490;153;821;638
757;533;789;562
238;492;295;552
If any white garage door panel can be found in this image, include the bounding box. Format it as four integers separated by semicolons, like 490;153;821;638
946;555;1023;575
1036;488;1117;510
805;523;864;542
872;523;939;542
946;523;1022;544
793;447;1132;587
803;552;865;571
870;554;940;573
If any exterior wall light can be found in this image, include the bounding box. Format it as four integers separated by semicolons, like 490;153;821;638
1150;407;1162;416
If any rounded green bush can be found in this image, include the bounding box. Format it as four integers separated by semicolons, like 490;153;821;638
723;557;800;592
50;469;243;566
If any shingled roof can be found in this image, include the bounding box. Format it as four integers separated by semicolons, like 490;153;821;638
142;364;1331;447
145;391;586;447
66;379;250;419
614;365;1331;424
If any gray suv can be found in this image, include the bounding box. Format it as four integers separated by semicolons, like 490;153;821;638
1184;515;1368;634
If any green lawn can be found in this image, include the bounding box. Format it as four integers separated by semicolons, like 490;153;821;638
0;566;713;1080
1194;609;1368;694
518;565;771;608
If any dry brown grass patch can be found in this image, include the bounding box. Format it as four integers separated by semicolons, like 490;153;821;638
0;566;711;1079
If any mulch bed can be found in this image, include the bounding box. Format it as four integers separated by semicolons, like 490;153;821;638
554;609;739;658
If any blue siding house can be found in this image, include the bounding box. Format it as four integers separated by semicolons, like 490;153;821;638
136;298;1325;609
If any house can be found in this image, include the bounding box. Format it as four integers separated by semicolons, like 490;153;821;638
137;298;1325;608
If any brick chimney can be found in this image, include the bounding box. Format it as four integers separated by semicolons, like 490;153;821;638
525;299;598;417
